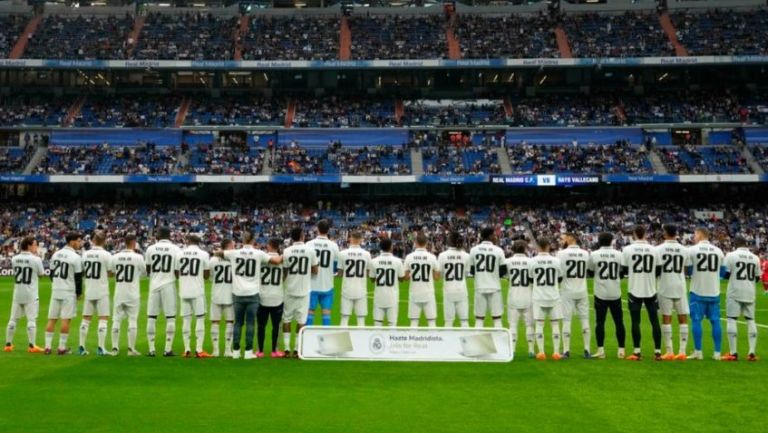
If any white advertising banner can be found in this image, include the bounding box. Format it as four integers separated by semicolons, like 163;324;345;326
299;326;513;362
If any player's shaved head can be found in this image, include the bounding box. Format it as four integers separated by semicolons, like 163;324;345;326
317;219;330;235
512;240;527;255
221;238;234;250
186;234;201;245
290;227;304;242
349;231;363;244
663;224;677;239
597;232;613;248
243;231;255;245
734;236;748;248
448;232;463;249
267;237;281;252
695;227;710;240
633;225;646;240
157;226;171;240
480;227;495;242
124;233;137;249
379;238;393;252
415;232;428;247
20;236;36;251
92;230;106;246
537;237;551;252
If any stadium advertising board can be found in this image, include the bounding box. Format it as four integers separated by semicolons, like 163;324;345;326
299;326;513;362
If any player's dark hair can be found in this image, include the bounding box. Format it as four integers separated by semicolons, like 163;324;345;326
415;232;428;247
124;233;137;247
379;238;393;252
290;227;304;242
512;240;527;255
267;237;281;251
633;225;646;240
243;231;255;244
317;219;330;235
20;236;35;251
157;226;171;240
448;232;463;249
597;232;613;248
537;237;551;251
65;231;82;243
186;234;201;245
695;227;710;239
221;238;234;249
480;227;494;241
564;232;579;244
734;236;748;248
663;224;677;238
92;230;106;246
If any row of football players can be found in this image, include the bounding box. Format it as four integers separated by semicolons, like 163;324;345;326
4;221;762;361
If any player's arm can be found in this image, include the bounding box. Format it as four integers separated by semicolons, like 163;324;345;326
498;251;508;278
586;255;595;278
74;269;83;298
432;259;441;281
144;250;152;275
267;254;283;265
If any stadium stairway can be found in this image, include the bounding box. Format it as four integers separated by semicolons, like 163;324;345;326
261;148;274;175
10;14;42;59
174;97;191;128
410;148;424;175
395;99;404;125
125;15;146;58
648;148;669;174
339;16;351;61
446;13;461;60
496;148;512;174
234;15;250;61
503;97;513;118
23;146;47;175
741;147;765;175
554;26;573;58
659;12;688;57
285;99;296;128
63;95;86;127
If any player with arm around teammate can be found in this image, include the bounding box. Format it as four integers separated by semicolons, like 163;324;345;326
306;220;339;326
506;240;535;358
110;234;146;356
530;237;563;361
722;237;762;361
655;224;690;361
469;228;507;328
282;228;319;358
210;239;235;358
78;231;113;356
144;227;182;357
338;231;372;327
370;238;405;327
258;238;285;358
437;232;471;328
404;233;440;328
687;227;726;361
4;236;46;353
175;234;213;358
588;233;626;359
556;232;592;359
45;232;83;355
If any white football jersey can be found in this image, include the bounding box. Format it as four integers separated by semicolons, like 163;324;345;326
655;241;688;299
556;245;589;300
210;256;233;305
283;242;319;297
50;246;83;299
529;253;562;307
688;241;725;297
145;240;181;291
338;245;372;300
111;250;146;305
405;248;438;303
468;241;506;293
175;245;210;299
437;248;471;303
11;252;45;304
506;254;532;309
260;252;284;308
223;246;271;297
724;248;761;303
82;247;112;301
306;236;339;292
621;241;658;298
370;252;405;309
589;247;622;301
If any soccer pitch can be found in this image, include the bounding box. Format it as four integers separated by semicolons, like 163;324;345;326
0;276;766;433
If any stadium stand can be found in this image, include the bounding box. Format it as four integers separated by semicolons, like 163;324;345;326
563;12;674;58
72;95;181;128
292;97;397;128
132;12;237;60
672;9;768;56
242;16;339;61
24;14;134;60
454;14;558;59
657;145;751;174
348;15;447;60
184;96;284;126
0;14;27;59
506;141;654;174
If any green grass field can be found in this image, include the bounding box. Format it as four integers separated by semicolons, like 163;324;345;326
1;276;766;433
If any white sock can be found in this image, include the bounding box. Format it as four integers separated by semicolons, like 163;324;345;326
582;323;591;354
389;320;397;328
211;323;220;352
679;324;689;354
45;331;53;349
225;322;233;352
356;316;366;327
340;315;349;326
727;318;738;354
410;319;419;327
374;321;383;327
97;320;108;349
748;320;758;355
510;327;518;351
562;320;571;353
128;320;137;350
460;320;469;328
475;318;484;328
552;322;561;354
27;324;36;346
526;324;535;354
535;321;545;354
165;320;176;352
5;320;15;345
283;328;291;351
493;318;502;328
195;317;205;353
111;322;121;349
662;323;673;353
58;332;68;350
427;319;436;328
182;316;192;352
79;319;90;348
146;318;156;351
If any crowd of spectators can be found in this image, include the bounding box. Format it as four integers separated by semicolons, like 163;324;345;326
404;99;507;126
423;144;501;175
34;143;181;175
0;15;27;59
0;95;70;127
455;14;558;59
242;16;338;61
658;144;751;174
292;97;396;128
73;95;181;128
0;142;36;173
563;12;674;58
184;96;284;126
25;14;134;60
349;14;447;60
270;141;411;175
506;140;653;174
133;13;237;60
188;144;265;175
673;9;768;56
750;145;768;172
